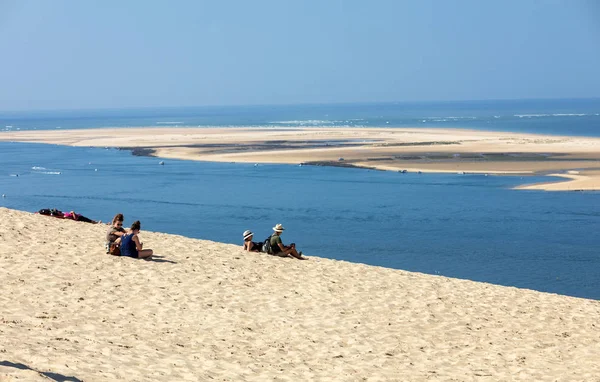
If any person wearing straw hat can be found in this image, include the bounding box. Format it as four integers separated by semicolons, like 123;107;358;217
269;223;306;260
242;230;263;252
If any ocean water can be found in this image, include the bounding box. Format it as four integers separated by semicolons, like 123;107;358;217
1;142;599;300
1;98;600;136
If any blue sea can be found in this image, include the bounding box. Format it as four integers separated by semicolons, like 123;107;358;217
2;98;600;136
1;99;599;300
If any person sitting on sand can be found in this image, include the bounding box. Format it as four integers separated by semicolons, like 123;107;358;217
105;213;127;254
242;230;263;252
269;224;306;260
120;220;153;259
63;210;100;224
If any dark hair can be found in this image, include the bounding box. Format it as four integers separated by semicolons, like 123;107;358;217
131;220;141;231
112;213;124;224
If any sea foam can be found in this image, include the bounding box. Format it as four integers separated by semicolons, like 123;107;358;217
270;120;344;126
515;113;588;118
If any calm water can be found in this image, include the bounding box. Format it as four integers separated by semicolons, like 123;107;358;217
1;142;599;300
2;98;600;136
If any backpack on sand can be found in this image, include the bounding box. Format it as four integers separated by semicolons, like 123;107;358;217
262;235;273;254
109;243;121;256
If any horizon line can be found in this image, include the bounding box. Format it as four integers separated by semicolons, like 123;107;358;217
1;96;599;115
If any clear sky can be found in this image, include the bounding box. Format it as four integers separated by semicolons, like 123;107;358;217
0;0;599;111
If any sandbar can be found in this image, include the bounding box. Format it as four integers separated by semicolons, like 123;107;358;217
2;127;600;191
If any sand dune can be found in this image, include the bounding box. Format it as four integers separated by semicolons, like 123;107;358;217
2;127;600;191
1;207;599;381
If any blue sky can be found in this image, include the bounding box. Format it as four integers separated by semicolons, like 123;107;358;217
0;0;598;111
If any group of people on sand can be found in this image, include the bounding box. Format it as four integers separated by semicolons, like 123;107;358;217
43;208;303;260
107;217;305;260
105;213;153;259
243;223;307;260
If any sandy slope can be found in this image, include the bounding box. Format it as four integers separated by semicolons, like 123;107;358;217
2;127;600;191
1;207;599;381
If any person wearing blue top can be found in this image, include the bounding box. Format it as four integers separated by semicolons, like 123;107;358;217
120;220;153;259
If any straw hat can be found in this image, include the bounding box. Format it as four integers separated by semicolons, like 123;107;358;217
272;224;285;232
243;230;253;240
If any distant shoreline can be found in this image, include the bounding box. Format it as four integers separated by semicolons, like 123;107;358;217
2;126;600;191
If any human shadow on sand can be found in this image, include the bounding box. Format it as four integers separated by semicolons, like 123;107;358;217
0;360;83;382
119;254;177;264
145;256;177;264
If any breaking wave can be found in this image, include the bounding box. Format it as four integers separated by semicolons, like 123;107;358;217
515;113;591;118
32;166;61;175
423;116;478;120
270;120;345;126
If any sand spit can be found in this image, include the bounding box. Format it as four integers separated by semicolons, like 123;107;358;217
516;169;600;191
0;207;599;381
1;127;600;191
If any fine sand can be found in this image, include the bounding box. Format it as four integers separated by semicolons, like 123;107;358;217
2;127;600;191
1;207;599;381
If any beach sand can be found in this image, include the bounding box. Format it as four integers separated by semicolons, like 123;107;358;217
2;127;600;191
515;169;600;191
1;207;599;381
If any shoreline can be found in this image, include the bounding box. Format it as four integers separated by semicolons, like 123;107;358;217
1;206;599;380
2;126;600;191
515;171;600;191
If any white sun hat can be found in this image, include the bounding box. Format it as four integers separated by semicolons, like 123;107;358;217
272;224;285;232
243;230;253;240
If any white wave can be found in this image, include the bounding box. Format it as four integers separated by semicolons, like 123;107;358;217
5;125;12;128
515;114;550;118
156;121;184;124
516;113;589;118
423;116;477;120
32;166;61;174
270;120;344;125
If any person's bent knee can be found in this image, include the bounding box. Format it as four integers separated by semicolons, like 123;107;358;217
139;249;153;258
